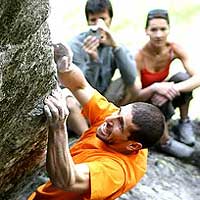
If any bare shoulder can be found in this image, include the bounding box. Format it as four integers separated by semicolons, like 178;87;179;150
170;42;188;59
135;48;145;70
135;50;142;61
170;42;183;51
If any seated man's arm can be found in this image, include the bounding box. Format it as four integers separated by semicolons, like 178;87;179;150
44;88;90;194
54;43;94;106
113;45;137;87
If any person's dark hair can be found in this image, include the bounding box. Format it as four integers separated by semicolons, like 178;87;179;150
128;102;164;148
145;9;170;29
85;0;113;21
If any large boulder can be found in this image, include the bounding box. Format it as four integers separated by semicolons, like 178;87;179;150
0;0;56;198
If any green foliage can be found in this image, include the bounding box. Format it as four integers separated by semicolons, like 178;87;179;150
171;4;200;24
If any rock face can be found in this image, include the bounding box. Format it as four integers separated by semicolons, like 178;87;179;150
0;0;56;198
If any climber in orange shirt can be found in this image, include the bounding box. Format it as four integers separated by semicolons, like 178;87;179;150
28;43;164;200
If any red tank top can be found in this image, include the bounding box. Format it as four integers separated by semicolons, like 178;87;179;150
140;46;174;88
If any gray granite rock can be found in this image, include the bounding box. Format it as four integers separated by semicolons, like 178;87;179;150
0;0;56;198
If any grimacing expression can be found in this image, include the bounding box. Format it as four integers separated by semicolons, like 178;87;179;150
146;18;169;47
96;105;140;153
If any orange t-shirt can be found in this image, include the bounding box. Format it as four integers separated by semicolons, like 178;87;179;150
28;90;148;200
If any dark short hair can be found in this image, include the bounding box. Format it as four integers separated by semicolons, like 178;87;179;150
145;9;170;29
128;102;164;149
85;0;113;21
